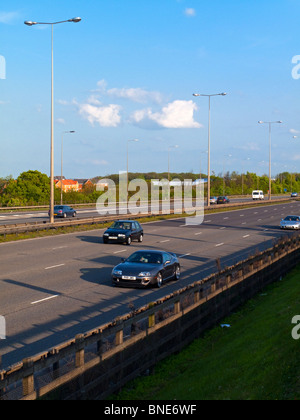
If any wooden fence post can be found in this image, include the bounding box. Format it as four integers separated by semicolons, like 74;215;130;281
22;358;34;397
75;334;85;368
148;312;155;328
115;329;124;346
174;300;181;314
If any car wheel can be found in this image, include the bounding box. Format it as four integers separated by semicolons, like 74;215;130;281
138;234;143;242
156;272;163;288
174;265;181;280
126;236;132;245
103;238;108;244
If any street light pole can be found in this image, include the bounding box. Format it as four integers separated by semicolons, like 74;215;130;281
25;17;81;223
258;120;282;201
193;92;227;206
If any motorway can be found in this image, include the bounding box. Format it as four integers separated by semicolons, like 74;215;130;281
0;195;290;226
0;200;300;369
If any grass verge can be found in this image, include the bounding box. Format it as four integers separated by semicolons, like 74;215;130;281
110;265;300;400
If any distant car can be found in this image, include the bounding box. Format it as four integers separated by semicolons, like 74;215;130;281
111;249;181;288
252;190;264;200
291;192;298;198
50;205;76;218
280;215;300;230
103;220;143;245
217;196;230;204
210;196;218;204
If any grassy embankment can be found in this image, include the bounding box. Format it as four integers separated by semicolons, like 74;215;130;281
111;265;300;400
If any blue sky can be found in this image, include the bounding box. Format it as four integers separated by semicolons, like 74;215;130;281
1;0;300;179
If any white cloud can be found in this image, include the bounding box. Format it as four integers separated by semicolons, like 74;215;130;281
237;142;260;151
78;102;122;127
184;8;196;17
131;100;202;129
0;11;20;24
87;95;102;106
96;79;164;104
57;99;69;106
107;87;163;104
75;82;200;130
290;128;300;134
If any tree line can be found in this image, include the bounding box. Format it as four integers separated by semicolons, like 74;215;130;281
0;170;299;207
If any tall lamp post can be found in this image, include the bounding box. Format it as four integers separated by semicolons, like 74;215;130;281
61;130;75;205
258;120;282;201
193;92;227;206
25;17;82;223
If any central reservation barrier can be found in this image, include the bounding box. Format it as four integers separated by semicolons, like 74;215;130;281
0;232;299;400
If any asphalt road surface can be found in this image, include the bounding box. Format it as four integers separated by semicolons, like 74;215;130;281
0;201;299;369
0;195;290;226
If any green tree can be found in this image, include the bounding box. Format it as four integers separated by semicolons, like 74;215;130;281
2;170;50;206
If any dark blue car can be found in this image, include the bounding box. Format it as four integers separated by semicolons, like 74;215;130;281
51;205;77;218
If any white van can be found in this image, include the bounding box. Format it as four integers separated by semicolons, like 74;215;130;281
252;190;264;200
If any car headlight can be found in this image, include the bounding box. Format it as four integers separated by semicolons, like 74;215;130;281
113;269;122;276
103;233;109;236
139;272;151;277
118;234;126;238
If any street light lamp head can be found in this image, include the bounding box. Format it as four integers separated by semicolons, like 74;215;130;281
221;92;227;96
193;94;201;97
258;121;264;124
69;17;82;23
24;21;37;26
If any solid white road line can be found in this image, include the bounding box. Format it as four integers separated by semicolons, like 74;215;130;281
45;264;65;270
31;295;59;305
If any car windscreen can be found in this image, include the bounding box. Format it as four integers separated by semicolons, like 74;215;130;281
111;222;132;230
284;216;300;221
126;252;162;264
